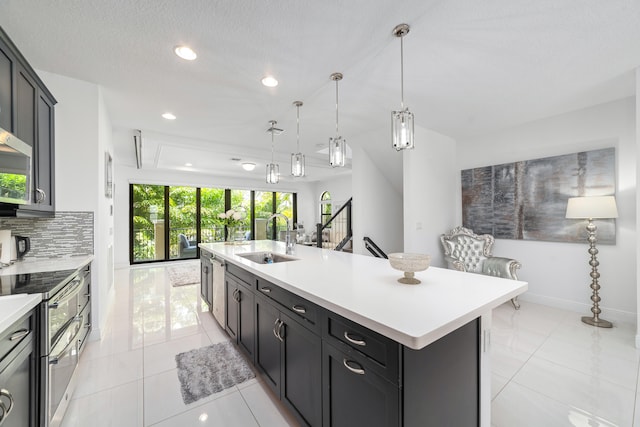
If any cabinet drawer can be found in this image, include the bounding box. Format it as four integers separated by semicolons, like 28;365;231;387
324;312;399;384
226;263;257;288
0;312;32;363
257;278;319;330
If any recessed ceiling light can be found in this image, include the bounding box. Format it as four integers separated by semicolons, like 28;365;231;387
242;162;256;171
185;163;192;167
261;76;278;87
174;45;197;61
162;112;176;120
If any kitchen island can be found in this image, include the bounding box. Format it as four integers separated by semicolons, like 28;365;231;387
200;240;527;427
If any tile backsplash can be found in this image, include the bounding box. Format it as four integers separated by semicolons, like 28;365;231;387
0;211;94;259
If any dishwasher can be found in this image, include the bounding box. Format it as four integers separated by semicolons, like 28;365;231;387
205;254;225;328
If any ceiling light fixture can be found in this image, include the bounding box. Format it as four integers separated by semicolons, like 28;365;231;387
261;76;278;87
162;112;176;120
174;45;197;61
242;162;256;171
291;101;305;177
266;120;280;184
391;23;414;151
329;72;346;168
185;163;192;167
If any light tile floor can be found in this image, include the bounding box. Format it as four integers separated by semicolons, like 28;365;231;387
59;261;640;426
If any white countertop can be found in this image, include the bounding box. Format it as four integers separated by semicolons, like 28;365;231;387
0;255;94;276
0;293;42;333
200;241;527;349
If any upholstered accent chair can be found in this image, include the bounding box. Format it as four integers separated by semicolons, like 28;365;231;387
440;226;521;309
178;233;197;258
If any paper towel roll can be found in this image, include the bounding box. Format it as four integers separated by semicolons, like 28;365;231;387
0;230;11;265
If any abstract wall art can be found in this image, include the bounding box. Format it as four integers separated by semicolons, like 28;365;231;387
461;147;616;244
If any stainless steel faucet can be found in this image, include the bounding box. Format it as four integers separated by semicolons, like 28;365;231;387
268;213;295;254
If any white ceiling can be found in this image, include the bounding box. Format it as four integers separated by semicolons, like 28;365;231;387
1;0;639;185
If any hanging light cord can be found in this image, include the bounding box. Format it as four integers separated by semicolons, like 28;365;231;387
296;105;301;151
400;33;405;109
335;79;340;137
270;123;275;163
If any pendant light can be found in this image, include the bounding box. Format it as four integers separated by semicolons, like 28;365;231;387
291;101;305;177
391;23;414;151
329;72;346;167
266;120;280;184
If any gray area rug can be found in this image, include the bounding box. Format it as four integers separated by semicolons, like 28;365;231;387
175;342;255;404
167;265;199;287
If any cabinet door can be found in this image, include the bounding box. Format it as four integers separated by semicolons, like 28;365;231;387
15;67;35;148
0;331;35;427
281;313;322;427
200;257;211;307
0;42;12;132
255;295;281;395
225;279;238;340
322;342;399;427
35;93;54;211
237;282;255;361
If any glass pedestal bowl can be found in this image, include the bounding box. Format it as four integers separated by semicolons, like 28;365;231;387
388;253;430;284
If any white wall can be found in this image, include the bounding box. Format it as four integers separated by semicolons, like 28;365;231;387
403;126;458;266
350;143;403;256
112;128;316;268
457;97;637;320
38;70;115;339
636;70;640;346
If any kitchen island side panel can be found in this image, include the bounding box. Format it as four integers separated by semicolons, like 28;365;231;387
403;318;479;426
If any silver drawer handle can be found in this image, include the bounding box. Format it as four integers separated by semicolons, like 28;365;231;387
0;389;14;415
35;188;46;203
260;287;272;293
9;329;29;341
0;400;7;424
342;359;365;375
292;305;306;314
343;331;366;347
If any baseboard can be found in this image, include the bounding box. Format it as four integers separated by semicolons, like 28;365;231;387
518;292;637;325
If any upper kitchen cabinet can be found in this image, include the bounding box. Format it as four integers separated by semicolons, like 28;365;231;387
0;26;56;216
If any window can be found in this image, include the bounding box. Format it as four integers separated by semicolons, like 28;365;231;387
130;184;296;264
320;191;332;226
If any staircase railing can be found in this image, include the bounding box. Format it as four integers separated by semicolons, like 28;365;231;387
316;197;352;251
363;236;387;258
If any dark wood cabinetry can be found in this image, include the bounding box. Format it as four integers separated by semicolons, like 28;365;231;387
225;271;255;361
200;253;213;308
255;294;322;427
213;255;481;427
0;26;56;216
0;310;37;427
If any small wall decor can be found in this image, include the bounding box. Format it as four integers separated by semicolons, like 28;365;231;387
105;151;113;198
461;147;615;244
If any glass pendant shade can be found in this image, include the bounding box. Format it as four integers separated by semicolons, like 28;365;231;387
291;152;305;177
329;136;346;167
266;163;279;184
391;108;414;150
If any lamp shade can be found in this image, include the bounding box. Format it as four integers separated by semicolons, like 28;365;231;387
565;196;618;219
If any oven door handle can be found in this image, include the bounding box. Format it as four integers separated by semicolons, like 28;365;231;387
49;319;81;365
49;276;84;309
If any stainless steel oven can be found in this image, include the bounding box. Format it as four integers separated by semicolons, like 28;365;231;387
39;265;90;427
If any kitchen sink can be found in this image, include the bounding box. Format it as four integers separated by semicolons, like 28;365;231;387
237;252;299;264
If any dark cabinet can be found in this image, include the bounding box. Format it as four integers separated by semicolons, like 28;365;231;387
0;311;36;427
200;253;213;308
322;341;399;427
255;294;322;427
225;274;254;361
0;25;56;216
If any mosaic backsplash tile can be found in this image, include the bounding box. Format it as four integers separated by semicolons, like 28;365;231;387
0;211;94;259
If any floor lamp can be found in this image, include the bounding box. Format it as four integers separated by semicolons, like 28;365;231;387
565;195;618;328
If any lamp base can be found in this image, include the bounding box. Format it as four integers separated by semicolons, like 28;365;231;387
581;316;612;328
